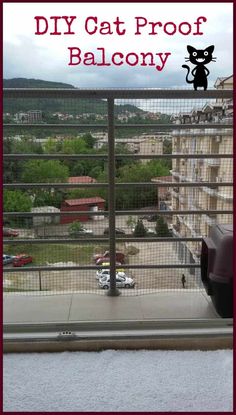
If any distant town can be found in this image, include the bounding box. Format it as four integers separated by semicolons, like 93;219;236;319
3;109;162;123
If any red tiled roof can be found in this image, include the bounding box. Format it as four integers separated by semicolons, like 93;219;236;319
64;197;105;206
68;176;96;183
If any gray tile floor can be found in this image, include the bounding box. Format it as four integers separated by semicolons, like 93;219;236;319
4;290;219;324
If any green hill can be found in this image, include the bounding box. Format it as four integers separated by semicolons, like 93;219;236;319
3;78;102;114
3;78;75;89
3;78;143;115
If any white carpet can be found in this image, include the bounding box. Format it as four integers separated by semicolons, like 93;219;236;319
4;349;233;412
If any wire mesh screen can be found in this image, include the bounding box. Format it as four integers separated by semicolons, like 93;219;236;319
3;91;233;296
3;265;201;295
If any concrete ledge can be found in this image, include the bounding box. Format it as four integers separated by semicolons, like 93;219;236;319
4;336;233;353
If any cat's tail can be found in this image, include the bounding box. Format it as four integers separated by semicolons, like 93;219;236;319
182;65;194;84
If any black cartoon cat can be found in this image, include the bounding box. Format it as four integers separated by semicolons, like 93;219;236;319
182;45;216;90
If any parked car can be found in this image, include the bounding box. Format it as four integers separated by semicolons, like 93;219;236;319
93;250;125;265
168;224;173;236
3;228;19;237
147;214;158;222
69;227;93;237
103;228;126;235
13;254;33;267
99;273;135;289
96;266;125;280
146;228;156;235
3;254;16;265
138;214;157;222
96;269;110;280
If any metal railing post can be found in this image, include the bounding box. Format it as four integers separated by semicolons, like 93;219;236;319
107;98;120;296
39;271;42;291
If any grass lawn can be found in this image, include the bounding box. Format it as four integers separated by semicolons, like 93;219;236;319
4;243;98;265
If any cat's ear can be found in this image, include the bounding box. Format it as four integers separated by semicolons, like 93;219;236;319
187;45;196;54
206;45;214;54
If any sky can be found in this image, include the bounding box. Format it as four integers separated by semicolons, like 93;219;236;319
3;2;233;88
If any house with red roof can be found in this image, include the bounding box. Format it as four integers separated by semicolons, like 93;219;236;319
60;197;105;224
68;176;97;184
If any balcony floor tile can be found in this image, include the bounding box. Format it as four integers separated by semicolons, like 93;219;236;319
4;290;220;324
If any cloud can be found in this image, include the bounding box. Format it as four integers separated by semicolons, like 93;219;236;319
3;2;233;87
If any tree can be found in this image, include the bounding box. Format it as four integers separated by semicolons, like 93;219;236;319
21;160;69;183
133;219;147;237
3;136;44;183
155;215;171;237
89;165;103;179
33;190;63;208
4;190;32;212
11;136;43;154
68;220;83;233
81;133;96;148
44;138;62;154
116;160;170;209
70;161;87;176
115;143;137;169
126;215;137;230
61;137;88;154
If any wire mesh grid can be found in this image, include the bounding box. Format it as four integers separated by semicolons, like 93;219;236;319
3;266;202;295
3;91;233;296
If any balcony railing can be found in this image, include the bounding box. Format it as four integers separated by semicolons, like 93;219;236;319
3;88;233;300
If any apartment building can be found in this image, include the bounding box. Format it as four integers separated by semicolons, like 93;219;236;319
94;133;165;162
15;110;42;123
171;76;233;265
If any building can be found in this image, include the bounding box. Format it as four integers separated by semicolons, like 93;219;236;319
214;75;233;91
94;133;165;162
171;76;233;265
138;135;164;162
27;110;42;123
60;197;105;224
68;176;97;191
151;176;172;210
14;112;28;123
14;110;42;123
31;206;60;226
68;176;97;184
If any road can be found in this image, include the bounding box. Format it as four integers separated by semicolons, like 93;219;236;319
4;215;200;293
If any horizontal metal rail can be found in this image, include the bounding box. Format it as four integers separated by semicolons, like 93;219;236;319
5;319;232;333
3;182;233;189
4;182;108;189
3;88;233;99
3;153;233;160
3;237;203;244
3;264;200;273
4;123;108;129
3;123;233;130
3;327;231;341
3;210;233;217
